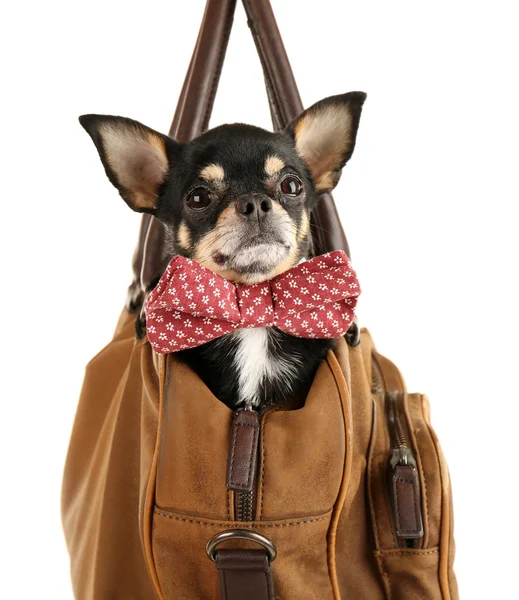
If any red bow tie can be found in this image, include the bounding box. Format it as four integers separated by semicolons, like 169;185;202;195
144;251;360;354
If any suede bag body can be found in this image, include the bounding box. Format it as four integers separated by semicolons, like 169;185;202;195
62;310;458;599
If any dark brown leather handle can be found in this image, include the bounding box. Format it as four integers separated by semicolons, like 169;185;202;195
132;0;237;298
132;0;350;302
242;0;350;258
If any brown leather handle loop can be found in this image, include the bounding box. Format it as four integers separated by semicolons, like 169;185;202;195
215;550;275;600
133;0;237;298
131;0;350;305
242;0;350;258
168;0;237;143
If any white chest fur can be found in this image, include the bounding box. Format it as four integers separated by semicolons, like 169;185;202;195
233;329;301;405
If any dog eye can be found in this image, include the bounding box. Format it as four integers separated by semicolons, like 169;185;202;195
280;175;303;197
186;187;212;210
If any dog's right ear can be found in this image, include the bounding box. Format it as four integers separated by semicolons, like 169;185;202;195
79;115;181;214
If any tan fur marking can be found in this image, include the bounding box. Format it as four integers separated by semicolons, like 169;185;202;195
264;155;285;177
177;223;191;250
200;163;225;183
295;106;353;192
99;122;168;209
193;204;236;269
298;211;310;241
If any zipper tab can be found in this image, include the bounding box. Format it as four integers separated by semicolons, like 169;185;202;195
385;392;424;545
389;463;424;540
226;406;260;493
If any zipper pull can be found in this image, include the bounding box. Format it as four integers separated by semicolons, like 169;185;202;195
226;402;260;493
385;392;424;542
389;462;424;540
390;446;417;469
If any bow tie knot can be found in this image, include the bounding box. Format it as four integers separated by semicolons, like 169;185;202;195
145;251;360;354
236;283;275;328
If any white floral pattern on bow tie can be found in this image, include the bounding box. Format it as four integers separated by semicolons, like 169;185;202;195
145;251;360;354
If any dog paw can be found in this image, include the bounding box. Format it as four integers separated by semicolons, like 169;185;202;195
345;318;361;347
126;279;145;313
135;313;147;339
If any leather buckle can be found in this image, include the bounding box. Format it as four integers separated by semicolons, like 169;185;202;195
206;530;277;563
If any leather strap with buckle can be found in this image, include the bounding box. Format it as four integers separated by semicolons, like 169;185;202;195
207;530;276;600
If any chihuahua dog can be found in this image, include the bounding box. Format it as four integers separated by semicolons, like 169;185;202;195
80;92;365;409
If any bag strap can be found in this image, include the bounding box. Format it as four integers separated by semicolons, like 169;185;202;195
215;550;275;600
127;0;237;308
128;0;350;308
242;0;350;257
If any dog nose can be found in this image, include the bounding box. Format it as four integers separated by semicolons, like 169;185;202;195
236;195;272;219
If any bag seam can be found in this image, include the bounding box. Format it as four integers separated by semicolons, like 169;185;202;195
257;411;268;519
326;347;354;600
154;508;328;528
406;393;431;548
378;548;439;557
420;395;452;600
142;352;167;600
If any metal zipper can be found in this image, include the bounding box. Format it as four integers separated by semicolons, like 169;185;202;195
387;392;416;468
236;486;256;522
386;392;424;548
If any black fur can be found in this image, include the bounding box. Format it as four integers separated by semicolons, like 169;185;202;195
179;332;336;409
80;92;366;409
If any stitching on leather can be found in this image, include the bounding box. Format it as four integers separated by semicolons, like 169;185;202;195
246;425;259;488
227;490;231;521
367;407;382;548
257;411;268;519
379;549;439;557
229;423;259;488
407;394;430;547
154;509;328;528
375;553;392;600
228;419;239;485
417;398;432;546
394;478;419;533
228;421;259;489
324;350;352;600
422;466;431;541
381;458;398;548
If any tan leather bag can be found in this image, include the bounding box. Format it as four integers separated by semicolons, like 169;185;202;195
62;2;459;598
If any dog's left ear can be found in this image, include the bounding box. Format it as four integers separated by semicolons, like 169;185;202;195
287;92;366;194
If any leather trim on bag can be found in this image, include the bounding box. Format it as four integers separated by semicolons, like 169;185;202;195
153;507;332;528
227;411;260;492
326;347;354;600
142;353;167;600
216;549;274;600
421;395;453;600
399;393;430;548
372;351;407;394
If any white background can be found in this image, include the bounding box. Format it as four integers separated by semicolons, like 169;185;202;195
2;0;517;597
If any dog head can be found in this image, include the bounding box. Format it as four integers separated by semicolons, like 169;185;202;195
80;92;366;284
